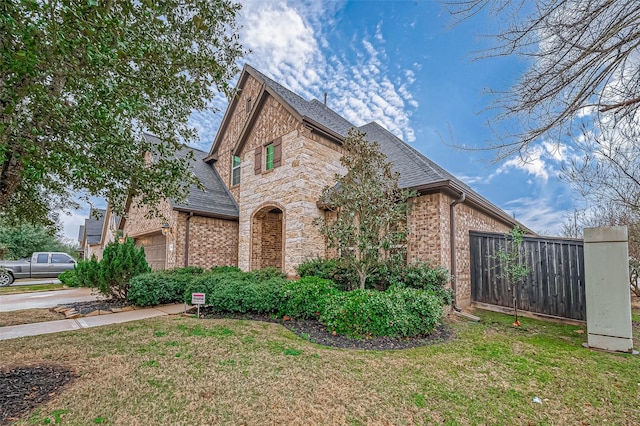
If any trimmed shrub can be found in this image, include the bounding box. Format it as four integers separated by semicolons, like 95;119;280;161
171;266;204;275
297;258;356;290
128;272;195;306
280;277;339;319
250;266;286;282
98;238;151;300
381;262;452;304
185;270;287;314
58;269;78;287
321;286;444;338
210;265;242;274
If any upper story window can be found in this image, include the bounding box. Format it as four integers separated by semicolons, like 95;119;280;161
231;155;241;185
254;137;282;175
265;144;274;170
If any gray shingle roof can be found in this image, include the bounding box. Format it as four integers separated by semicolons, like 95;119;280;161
143;133;239;219
85;209;106;245
247;65;354;137
77;225;85;244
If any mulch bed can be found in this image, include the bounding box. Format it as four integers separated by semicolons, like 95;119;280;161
59;301;453;350
0;365;75;425
198;308;453;351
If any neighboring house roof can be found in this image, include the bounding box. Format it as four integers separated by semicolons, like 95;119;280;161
77;225;85;244
143;133;239;219
85;208;106;245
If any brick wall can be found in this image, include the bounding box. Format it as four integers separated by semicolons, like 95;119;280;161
407;192;511;307
121;198;179;268
251;208;283;270
174;213;239;269
214;75;264;203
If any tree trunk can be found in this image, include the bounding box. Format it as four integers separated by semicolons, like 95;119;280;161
0;149;24;208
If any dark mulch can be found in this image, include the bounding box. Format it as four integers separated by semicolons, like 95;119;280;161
60;301;453;350
0;365;75;425
198;308;453;351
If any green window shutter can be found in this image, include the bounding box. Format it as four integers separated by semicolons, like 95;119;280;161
266;144;274;170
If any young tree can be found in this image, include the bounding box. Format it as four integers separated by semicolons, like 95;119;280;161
316;129;416;290
1;0;244;227
495;225;530;326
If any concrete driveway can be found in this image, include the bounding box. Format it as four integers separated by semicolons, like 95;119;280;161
12;278;62;286
0;288;100;312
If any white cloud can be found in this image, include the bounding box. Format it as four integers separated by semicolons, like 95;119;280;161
503;197;570;236
496;140;571;182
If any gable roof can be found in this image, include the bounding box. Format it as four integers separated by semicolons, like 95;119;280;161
143;133;239;219
208;64;353;160
208;64;522;229
85;208;106;245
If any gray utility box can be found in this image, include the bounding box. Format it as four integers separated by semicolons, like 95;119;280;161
584;226;634;353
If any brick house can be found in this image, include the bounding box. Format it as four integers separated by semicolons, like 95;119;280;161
120;64;524;307
79;208;120;260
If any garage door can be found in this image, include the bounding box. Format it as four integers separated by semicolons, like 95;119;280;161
135;232;166;270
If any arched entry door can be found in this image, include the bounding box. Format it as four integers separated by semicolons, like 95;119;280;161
251;205;284;271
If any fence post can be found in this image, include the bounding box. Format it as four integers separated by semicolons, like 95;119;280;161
583;226;636;354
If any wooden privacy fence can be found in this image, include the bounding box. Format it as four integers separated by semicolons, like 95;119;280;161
469;231;586;321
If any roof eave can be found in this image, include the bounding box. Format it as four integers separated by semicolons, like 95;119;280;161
172;207;239;221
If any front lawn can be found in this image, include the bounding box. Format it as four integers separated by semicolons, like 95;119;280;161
0;283;65;295
1;310;638;425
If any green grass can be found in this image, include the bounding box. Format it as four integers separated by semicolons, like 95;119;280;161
0;283;65;294
2;308;638;425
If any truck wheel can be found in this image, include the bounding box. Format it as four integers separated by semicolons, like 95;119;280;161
0;271;13;286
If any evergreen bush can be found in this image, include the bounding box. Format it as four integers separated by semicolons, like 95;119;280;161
97;238;150;300
280;277;339;319
321;286;444;338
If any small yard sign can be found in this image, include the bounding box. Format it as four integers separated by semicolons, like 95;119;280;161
191;293;205;318
191;293;205;305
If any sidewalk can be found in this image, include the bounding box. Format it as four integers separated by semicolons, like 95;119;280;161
0;304;188;341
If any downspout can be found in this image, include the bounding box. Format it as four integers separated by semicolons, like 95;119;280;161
184;212;194;267
449;192;466;312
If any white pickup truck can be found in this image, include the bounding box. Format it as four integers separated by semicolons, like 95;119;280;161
0;252;77;286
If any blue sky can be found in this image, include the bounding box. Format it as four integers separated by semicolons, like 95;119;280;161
62;0;577;241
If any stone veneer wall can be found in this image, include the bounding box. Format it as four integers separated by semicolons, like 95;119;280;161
228;98;344;276
173;213;239;269
121;198;179;269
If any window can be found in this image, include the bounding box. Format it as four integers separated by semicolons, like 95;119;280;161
51;254;72;264
246;97;252;113
36;254;48;264
231;155;241;185
265;144;274;170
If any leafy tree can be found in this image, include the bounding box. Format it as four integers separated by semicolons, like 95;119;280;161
495;225;530;326
0;0;244;227
0;220;77;259
315;129;416;290
446;0;640;211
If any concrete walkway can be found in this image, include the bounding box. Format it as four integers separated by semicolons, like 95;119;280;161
0;288;99;312
0;304;187;341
